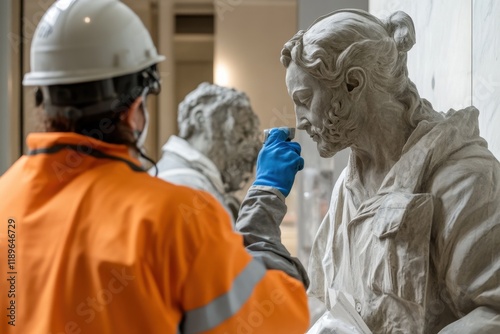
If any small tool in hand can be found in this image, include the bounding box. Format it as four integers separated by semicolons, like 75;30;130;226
263;127;295;143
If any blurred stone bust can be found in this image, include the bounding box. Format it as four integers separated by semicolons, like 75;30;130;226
153;83;261;221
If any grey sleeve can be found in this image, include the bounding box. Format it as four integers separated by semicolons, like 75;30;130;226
235;185;310;288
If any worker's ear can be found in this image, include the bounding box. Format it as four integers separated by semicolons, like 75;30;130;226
123;96;144;131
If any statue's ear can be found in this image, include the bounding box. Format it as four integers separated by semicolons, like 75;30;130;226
179;107;205;139
344;67;366;101
193;107;206;130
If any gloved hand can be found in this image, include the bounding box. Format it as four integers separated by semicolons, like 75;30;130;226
253;128;304;197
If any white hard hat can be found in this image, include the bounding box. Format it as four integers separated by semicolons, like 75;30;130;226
23;0;165;86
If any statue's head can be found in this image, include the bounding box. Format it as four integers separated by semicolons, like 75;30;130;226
177;83;261;192
281;9;417;157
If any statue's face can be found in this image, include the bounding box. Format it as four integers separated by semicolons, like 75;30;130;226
208;107;261;192
286;61;351;157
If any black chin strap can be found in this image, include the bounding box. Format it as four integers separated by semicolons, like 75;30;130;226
139;149;158;176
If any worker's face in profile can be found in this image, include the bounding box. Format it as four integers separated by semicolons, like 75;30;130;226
286;61;352;158
217;108;261;192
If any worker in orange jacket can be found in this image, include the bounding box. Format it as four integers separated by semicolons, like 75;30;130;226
0;0;309;333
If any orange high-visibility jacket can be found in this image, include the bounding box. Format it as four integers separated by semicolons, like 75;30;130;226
0;133;309;334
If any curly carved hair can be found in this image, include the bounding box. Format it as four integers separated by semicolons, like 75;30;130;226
281;9;438;128
177;82;259;140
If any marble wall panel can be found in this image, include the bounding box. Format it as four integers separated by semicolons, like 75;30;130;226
473;0;500;160
370;0;472;112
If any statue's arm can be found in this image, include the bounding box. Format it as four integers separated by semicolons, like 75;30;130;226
431;157;500;333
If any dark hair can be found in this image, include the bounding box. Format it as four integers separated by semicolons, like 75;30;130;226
38;106;137;147
36;66;159;148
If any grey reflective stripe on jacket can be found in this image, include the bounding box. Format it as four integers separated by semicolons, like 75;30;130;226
180;258;266;334
236;185;310;288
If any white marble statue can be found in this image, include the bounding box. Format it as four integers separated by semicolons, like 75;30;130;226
281;9;500;333
153;83;261;221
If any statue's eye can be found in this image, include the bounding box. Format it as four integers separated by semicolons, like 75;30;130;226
299;96;312;107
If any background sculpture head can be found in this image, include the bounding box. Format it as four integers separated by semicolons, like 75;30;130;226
281;9;435;157
177;82;261;192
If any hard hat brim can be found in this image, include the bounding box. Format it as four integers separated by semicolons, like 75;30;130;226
23;55;166;86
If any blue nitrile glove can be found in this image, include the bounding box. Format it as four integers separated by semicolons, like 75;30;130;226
253;128;304;197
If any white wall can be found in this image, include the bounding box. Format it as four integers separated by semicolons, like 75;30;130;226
370;0;500;160
214;0;298;132
370;0;472;112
